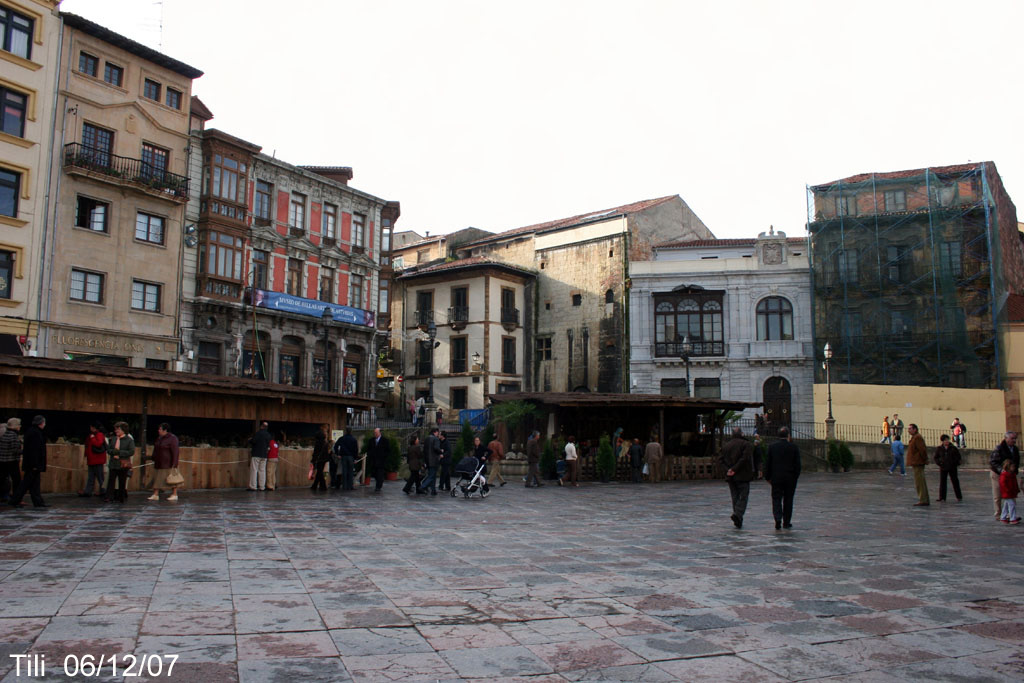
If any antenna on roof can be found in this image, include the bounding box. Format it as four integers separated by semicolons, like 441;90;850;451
155;1;163;50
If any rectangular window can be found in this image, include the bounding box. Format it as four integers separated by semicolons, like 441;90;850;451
289;193;305;230
103;62;123;87
1;87;27;137
145;358;167;370
319;267;333;302
287;258;302;296
143;78;160;101
417;338;433;376
141;143;169;179
572;293;582;306
378;280;388;313
135;212;164;244
835;194;857;217
209;153;245;203
75;196;108;232
886;245;911;283
884;189;906;212
451;387;468;410
0;250;12;298
0;168;18;217
197;341;222;375
254;180;271;219
694;378;721;399
838;248;859;285
535;337;552;362
252;250;269;290
350;273;363;308
165;87;182;110
131;280;161;312
202;230;244;280
70;268;104;303
451;336;467;373
322;203;337;239
416;248;429;263
78;52;98;76
449;286;468;324
661;378;689;398
416;290;433;326
81;123;113;165
352;212;365;248
939;241;962;278
502;337;516;374
0;6;33;59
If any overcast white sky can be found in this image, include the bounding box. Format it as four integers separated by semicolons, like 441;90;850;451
61;0;1024;239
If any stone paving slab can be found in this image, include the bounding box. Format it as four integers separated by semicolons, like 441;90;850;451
0;469;1022;681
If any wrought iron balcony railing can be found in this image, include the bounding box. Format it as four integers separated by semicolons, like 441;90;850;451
63;143;190;200
448;306;469;324
655;341;725;357
413;309;434;327
500;307;519;326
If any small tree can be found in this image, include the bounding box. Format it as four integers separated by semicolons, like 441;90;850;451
453;420;474;462
540;437;557;479
596;434;615;482
839;441;854;471
490;399;536;447
826;439;841;472
382;430;403;473
481;423;496;450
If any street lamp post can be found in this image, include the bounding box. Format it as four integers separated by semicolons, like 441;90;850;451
320;306;332;391
680;335;693;397
425;320;438;426
823;341;835;440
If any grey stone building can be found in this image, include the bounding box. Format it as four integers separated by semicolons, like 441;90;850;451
629;228;814;430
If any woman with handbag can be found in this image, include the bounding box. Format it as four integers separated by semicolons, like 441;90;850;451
106;422;135;504
149;422;181;502
310;424;331;492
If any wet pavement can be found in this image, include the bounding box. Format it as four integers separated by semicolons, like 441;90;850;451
0;469;1021;682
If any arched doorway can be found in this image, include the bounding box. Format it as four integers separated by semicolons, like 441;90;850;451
763;376;791;433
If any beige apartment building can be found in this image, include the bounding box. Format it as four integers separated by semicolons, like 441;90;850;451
0;0;60;353
38;13;202;367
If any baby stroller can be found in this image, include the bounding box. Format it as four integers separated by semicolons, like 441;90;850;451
451;456;489;499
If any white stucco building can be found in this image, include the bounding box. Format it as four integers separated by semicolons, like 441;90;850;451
629;228;814;432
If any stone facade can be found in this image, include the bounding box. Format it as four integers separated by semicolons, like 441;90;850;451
459;195;712;393
629;229;814;429
0;0;60;352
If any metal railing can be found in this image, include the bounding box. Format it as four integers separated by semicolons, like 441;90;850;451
448;306;468;324
64;143;190;199
501;307;519;326
413;309;434;327
655;341;725;357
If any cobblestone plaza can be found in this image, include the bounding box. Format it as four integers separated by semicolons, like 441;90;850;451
1;470;1021;682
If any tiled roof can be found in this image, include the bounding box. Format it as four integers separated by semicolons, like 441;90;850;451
62;13;204;79
190;96;213;121
463;195;679;247
813;162;985;189
656;237;807;249
397;257;535;279
1007;294;1024;323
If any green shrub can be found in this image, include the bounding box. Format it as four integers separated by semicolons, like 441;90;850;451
826;439;841;470
453;420;474;462
596;434;616;481
540;438;557;479
382;430;403;472
839;441;854;470
481;423;496;449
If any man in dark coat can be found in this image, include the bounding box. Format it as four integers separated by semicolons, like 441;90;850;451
438;431;452;491
420;427;441;495
525;431;543;487
765;426;801;530
334;427;359;491
0;417;22;503
366;427;389;492
628;438;644;483
9;415;47;508
248;420;272;491
934;434;962;502
721;427;756;528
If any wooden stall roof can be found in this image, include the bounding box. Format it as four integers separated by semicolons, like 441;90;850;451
488;391;761;412
0;355;381;411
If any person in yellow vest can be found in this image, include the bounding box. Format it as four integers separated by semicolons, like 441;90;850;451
880;416;891;444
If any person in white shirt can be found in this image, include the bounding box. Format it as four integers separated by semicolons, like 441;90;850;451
560;436;579;487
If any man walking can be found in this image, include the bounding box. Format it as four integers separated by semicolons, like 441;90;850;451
989;432;1019;518
367;427;389;492
421;427;441;495
438;430;452;491
335;427;358;491
0;417;22;503
486;434;506;487
629;437;644;483
888;435;906;475
765;426;801;530
906;423;929;506
9;415;47;508
644;437;663;484
525;430;543;487
248;420;271;491
721;427;756;528
934;434;962;502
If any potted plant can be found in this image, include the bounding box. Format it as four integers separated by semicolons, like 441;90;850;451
839;441;854;472
826;439;841;473
540;437;557;480
384;430;402;480
596;434;615;483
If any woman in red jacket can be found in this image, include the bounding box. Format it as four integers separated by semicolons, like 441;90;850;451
80;421;107;497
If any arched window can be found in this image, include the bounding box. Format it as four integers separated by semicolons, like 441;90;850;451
655;301;675;346
653;290;725;356
756;297;793;340
605;289;614;303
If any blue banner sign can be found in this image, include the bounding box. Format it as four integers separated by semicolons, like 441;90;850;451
251;289;375;328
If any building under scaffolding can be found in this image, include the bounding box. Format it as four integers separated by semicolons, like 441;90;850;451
807;162;1022;389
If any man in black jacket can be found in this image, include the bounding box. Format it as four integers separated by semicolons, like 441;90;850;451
248;421;271;491
367;428;390;492
934;434;962;502
9;415;47;508
421;427;441;495
334;428;359;491
765;427;801;530
721;427;757;528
